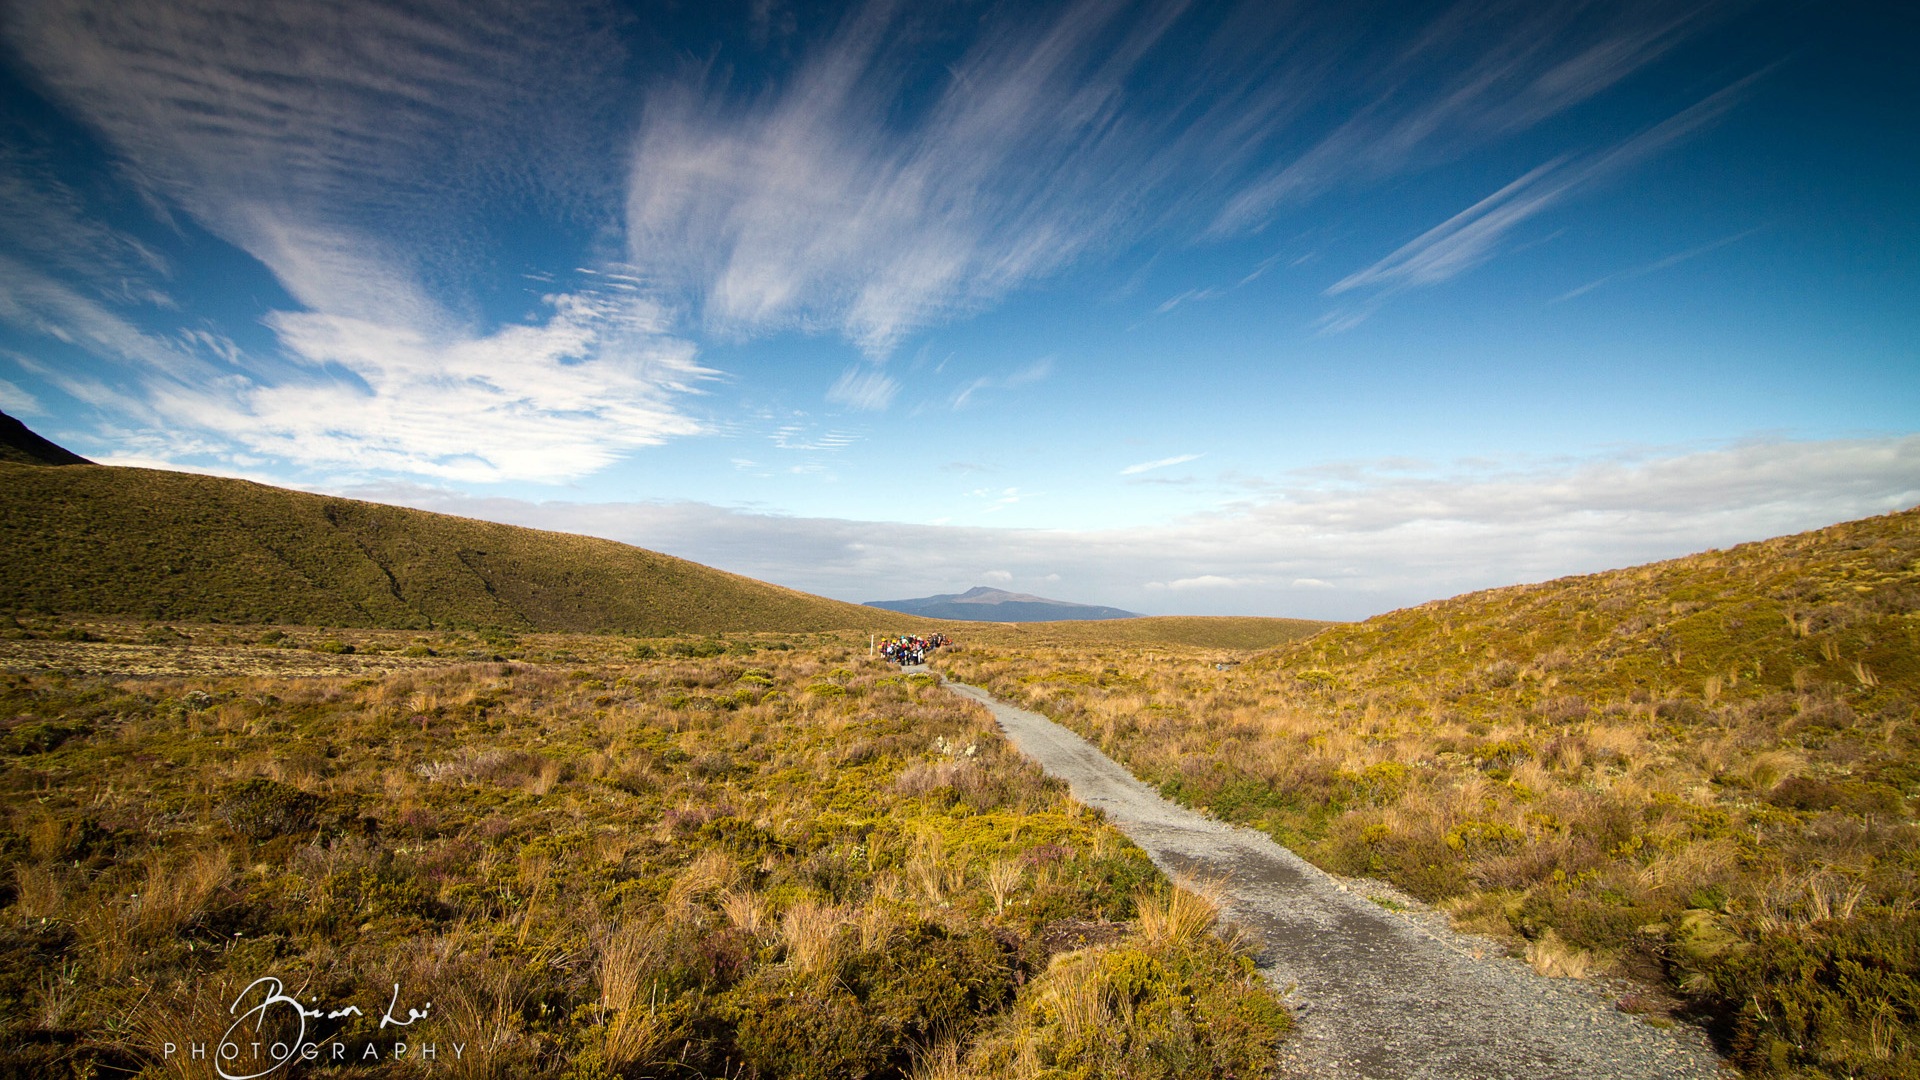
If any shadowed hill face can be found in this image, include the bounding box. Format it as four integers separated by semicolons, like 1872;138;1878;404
0;463;920;634
0;411;91;466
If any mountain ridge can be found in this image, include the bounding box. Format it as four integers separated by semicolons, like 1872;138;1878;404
866;585;1141;622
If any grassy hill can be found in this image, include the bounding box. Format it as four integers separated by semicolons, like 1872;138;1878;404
0;413;1338;644
945;507;1920;1078
1253;506;1919;713
0;462;921;635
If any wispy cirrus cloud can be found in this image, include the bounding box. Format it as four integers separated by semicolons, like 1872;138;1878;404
626;0;1732;355
626;0;1181;356
1320;74;1760;328
825;366;900;412
1553;227;1762;302
0;375;42;414
1120;453;1202;476
1207;1;1720;236
953;359;1052;410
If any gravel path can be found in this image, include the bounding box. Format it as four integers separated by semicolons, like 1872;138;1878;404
941;676;1731;1080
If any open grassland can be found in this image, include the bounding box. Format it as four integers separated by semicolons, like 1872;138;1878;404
0;628;1287;1079
943;509;1920;1080
962;617;1333;652
0;463;920;635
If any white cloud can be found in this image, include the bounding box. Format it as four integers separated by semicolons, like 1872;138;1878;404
3;0;623;298
625;2;1163;355
0;376;42;414
205;290;711;482
982;570;1013;583
1;0;700;483
1145;575;1242;590
362;434;1920;621
1120;453;1201;476
771;425;859;452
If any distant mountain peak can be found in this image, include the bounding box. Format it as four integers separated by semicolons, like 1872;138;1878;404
865;586;1140;623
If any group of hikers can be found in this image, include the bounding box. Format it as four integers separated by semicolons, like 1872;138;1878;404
877;633;949;666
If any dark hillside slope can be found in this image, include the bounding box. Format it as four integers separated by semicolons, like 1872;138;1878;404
0;410;91;466
0;463;916;634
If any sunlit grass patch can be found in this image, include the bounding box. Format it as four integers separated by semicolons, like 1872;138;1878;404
0;632;1289;1077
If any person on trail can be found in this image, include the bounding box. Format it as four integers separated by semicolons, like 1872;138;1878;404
878;633;948;666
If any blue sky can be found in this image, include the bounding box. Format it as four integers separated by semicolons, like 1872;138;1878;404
1;0;1914;619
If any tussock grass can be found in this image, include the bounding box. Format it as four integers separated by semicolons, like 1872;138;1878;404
0;630;1289;1078
944;508;1920;1079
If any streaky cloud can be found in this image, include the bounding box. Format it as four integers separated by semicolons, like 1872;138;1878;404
825;366;900;411
627;0;1734;354
1322;73;1762;325
1120;453;1202;476
1553;227;1763;302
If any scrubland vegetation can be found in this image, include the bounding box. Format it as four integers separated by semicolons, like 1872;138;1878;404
945;509;1920;1080
0;628;1287;1078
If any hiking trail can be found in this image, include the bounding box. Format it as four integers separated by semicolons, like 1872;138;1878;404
939;674;1729;1080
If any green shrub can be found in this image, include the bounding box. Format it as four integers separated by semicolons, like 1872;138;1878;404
215;778;321;840
1702;915;1919;1077
0;719;90;755
721;979;892;1080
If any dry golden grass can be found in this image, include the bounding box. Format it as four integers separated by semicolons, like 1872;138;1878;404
1134;882;1220;951
1524;929;1594;979
597;921;676;1071
0;631;1288;1078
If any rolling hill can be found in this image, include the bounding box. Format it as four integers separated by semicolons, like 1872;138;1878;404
0;414;1336;644
0;458;919;635
866;585;1140;622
